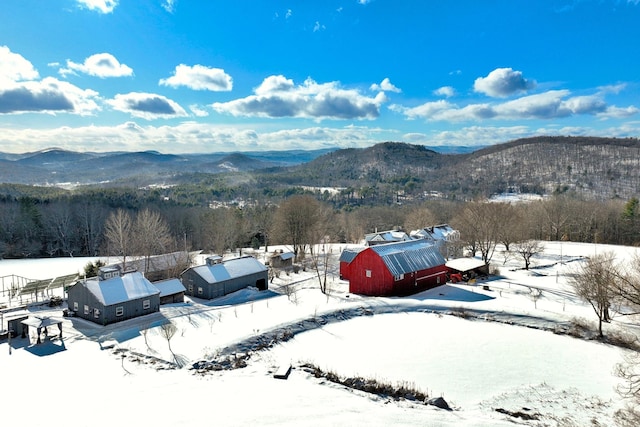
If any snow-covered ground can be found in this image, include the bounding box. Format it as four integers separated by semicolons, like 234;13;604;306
1;241;638;426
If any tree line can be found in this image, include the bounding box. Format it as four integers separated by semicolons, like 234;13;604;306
1;188;640;262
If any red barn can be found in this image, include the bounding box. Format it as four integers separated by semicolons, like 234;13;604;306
345;240;447;296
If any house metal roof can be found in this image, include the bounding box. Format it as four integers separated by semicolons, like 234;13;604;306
153;278;186;297
370;240;445;277
190;256;267;284
81;271;160;306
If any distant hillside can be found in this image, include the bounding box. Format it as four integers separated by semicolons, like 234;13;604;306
254;136;640;201
1;137;639;201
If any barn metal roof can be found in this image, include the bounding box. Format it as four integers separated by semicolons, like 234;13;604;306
190;256;267;284
80;271;160;306
339;248;362;263
370;240;445;276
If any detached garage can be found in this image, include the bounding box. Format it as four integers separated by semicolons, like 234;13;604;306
346;240;447;296
180;255;268;300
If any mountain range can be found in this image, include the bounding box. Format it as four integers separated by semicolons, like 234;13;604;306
1;137;639;200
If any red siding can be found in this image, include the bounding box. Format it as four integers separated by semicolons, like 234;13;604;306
339;261;351;280
347;248;448;296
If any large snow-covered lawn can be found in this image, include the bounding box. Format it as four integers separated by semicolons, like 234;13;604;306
1;241;638;426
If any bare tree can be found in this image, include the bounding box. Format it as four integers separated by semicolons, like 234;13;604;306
403;204;437;232
452;201;505;265
615;351;640;427
134;209;174;274
513;240;544;270
159;321;178;363
272;195;322;262
568;251;619;337
307;204;334;295
104;209;134;271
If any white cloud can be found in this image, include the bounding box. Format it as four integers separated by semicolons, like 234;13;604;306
212;75;385;120
162;0;177;13
597;105;640;119
159;64;233;91
189;105;209;117
370;78;401;93
0;46;39;84
0;77;100;115
60;53;133;78
313;21;326;32
76;0;118;14
393;89;632;122
286;9;292;19
474;68;536;98
433;86;455;98
0;122;390;153
494;90;569;119
107;92;187;120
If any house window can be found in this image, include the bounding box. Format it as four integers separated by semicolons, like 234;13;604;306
365;270;372;278
437;275;441;284
394;273;404;281
84;305;89;315
94;309;100;318
73;302;78;311
198;287;203;295
116;306;124;317
143;299;150;309
188;284;194;293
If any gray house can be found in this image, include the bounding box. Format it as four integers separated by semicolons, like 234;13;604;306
67;270;160;325
180;255;268;300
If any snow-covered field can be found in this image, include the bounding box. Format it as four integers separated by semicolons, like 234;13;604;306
1;241;639;426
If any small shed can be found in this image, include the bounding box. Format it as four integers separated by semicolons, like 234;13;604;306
180;255;268;300
346;240;447;296
269;251;295;269
67;271;160;325
153;278;186;304
445;258;489;281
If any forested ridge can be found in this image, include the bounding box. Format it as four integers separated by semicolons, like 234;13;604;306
1;136;640;260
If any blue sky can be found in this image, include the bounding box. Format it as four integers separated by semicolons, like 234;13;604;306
1;0;639;154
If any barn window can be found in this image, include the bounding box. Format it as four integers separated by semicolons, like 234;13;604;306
84;305;89;315
116;306;124;317
365;270;372;278
437;275;441;284
73;302;78;311
188;284;194;293
394;273;404;281
143;299;150;309
198;287;203;295
94;309;100;318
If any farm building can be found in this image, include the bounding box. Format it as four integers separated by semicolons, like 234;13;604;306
103;250;198;282
269;251;295;269
66;271;160;325
153;278;186;305
344;240;447;296
364;229;411;246
339;248;362;280
180;255;268;300
410;224;461;259
446;258;488;282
